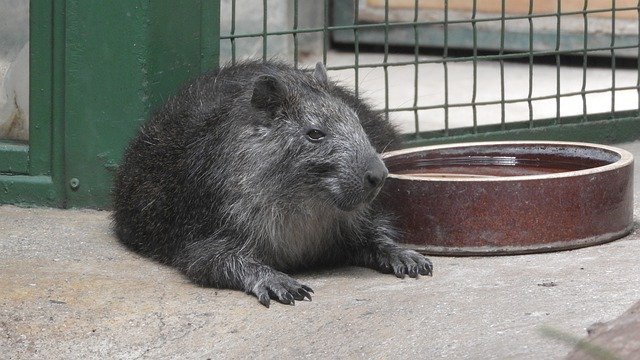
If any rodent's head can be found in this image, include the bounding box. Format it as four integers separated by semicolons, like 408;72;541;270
249;62;389;212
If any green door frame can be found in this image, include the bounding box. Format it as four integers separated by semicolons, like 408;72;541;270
0;1;63;206
0;0;219;208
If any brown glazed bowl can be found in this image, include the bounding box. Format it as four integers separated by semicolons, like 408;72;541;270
380;141;634;255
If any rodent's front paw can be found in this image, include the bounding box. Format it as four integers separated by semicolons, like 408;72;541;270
250;273;313;308
378;249;433;279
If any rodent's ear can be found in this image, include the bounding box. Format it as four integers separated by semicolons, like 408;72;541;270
313;62;328;84
251;75;287;115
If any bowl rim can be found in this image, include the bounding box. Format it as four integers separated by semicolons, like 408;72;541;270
383;140;634;182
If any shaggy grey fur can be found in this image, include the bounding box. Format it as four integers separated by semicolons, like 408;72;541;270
113;60;432;307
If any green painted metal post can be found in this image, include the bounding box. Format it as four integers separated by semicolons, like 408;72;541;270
0;1;62;206
66;1;219;208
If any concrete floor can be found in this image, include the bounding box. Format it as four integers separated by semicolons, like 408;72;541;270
1;141;639;359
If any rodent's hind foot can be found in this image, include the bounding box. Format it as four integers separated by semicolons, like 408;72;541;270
250;272;314;308
377;248;433;279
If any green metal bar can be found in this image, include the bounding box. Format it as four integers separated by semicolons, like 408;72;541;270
0;143;28;174
3;0;67;206
383;0;390;122
527;0;534;128
353;0;360;97
581;0;589;122
262;0;267;61
403;115;640;148
555;0;562;124
499;0;506;129
471;0;478;133
230;0;236;63
1;0;59;193
0;175;59;206
200;0;219;72
51;0;66;203
322;44;640;70
412;0;420;135
385;85;640;113
228;31;636;59
220;7;640;38
443;0;449;135
323;0;329;65
293;0;298;68
611;0;617;117
29;0;55;176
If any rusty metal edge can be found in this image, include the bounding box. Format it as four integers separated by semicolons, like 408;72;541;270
405;223;636;256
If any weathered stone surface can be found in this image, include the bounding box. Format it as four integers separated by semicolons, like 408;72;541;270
566;300;640;360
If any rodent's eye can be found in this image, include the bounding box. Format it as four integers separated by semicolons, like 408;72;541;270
306;128;326;142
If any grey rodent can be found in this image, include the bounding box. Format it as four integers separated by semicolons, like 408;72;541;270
112;60;432;307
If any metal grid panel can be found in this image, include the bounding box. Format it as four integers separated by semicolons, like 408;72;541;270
219;0;640;144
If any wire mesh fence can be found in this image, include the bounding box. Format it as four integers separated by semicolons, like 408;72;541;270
219;0;640;144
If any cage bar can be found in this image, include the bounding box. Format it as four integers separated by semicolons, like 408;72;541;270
292;0;298;68
582;0;589;122
471;0;479;133
527;0;534;128
217;0;640;145
412;0;420;135
383;0;390;122
556;0;562;124
499;0;506;129
262;0;267;61
612;0;617;117
443;0;449;135
353;0;360;97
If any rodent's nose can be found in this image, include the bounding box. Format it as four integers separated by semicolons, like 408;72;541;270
364;159;389;191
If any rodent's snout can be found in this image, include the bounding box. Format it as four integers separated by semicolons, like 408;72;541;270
329;155;389;212
363;158;389;194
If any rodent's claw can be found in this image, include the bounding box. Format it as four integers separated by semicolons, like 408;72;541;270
272;289;295;305
291;291;305;301
410;251;433;277
296;288;313;301
257;292;271;308
418;258;433;277
252;273;313;308
393;264;406;279
407;264;419;278
380;249;433;279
